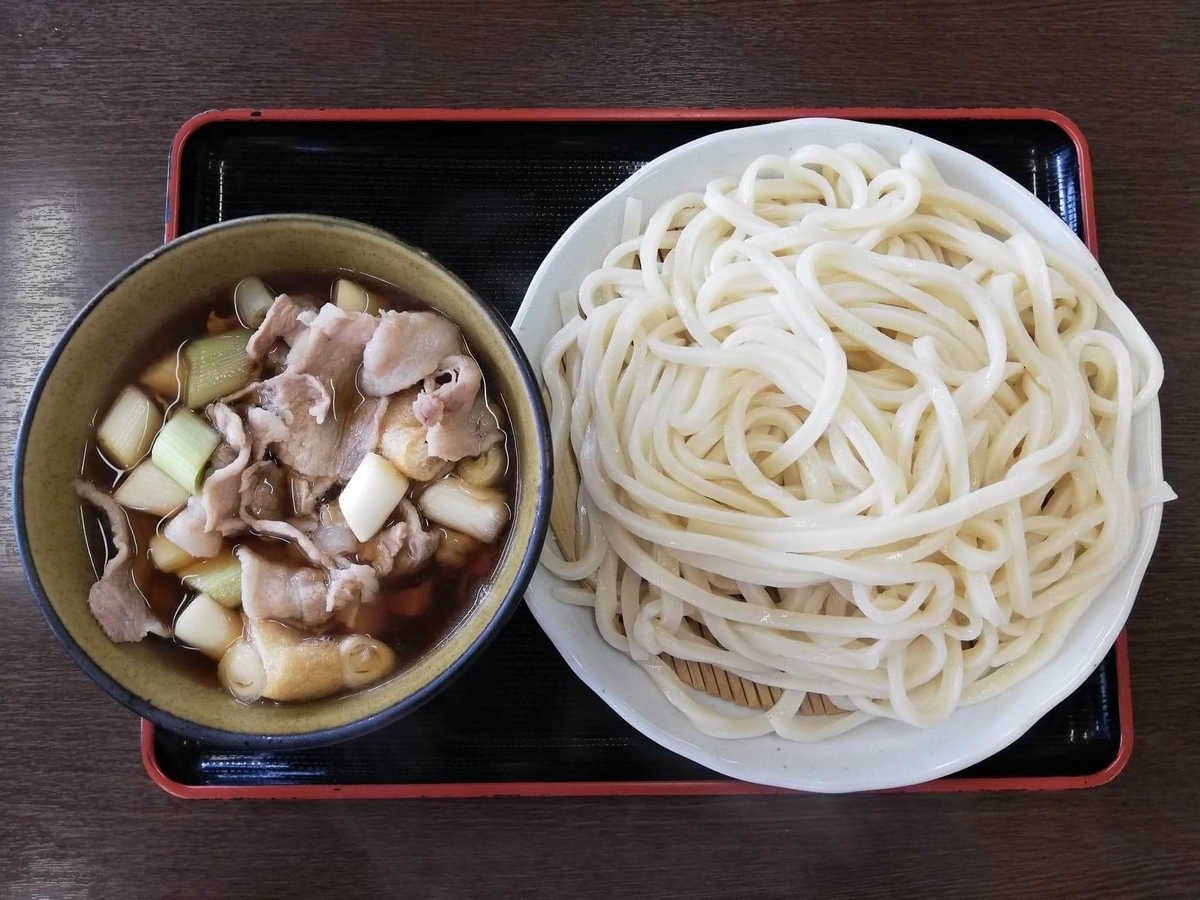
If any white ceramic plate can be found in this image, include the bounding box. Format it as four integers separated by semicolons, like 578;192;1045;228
511;118;1165;792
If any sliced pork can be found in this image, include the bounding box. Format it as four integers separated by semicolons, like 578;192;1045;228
238;547;380;627
285;304;377;387
412;355;502;461
163;496;223;559
335;397;389;481
258;372;333;424
74;479;170;642
423;393;504;461
246;516;337;570
210;442;238;472
235;459;336;569
412;355;482;427
362;520;408;577
244;306;386;483
199;402;252;536
240;460;287;522
246;294;315;359
396;500;442;575
366;500;440;578
328;563;381;613
360;310;461;396
252;387;386;483
307;499;439;579
247;374;334;477
290;474;336;517
245;405;292;461
238;547;330;626
311;504;360;558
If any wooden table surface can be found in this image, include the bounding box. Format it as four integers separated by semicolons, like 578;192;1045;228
3;1;1199;897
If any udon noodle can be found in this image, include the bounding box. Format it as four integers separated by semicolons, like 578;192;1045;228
540;142;1170;740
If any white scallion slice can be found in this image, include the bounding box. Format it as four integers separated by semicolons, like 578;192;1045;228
233;276;276;328
333;278;382;315
174;593;242;661
148;533;195;575
339;452;409;542
417;475;509;543
151;409;221;494
96;386;163;470
113;460;190;517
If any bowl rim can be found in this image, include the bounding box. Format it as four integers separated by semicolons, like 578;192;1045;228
512;117;1166;791
13;212;553;750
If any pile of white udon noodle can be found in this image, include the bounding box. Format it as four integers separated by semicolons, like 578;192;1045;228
540;142;1169;741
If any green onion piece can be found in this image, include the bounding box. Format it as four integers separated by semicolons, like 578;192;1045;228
96;386;163;470
180;553;242;608
113;460;190;516
234;277;276;328
152;409;221;493
183;330;257;408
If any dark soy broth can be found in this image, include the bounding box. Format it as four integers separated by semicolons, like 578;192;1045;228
80;270;515;700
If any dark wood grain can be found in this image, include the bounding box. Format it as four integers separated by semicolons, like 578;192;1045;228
2;1;1199;897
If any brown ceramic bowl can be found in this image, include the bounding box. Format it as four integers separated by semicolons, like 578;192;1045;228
14;214;551;749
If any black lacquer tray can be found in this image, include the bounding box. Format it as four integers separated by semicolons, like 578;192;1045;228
145;108;1128;798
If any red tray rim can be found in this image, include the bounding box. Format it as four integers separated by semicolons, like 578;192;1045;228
148;105;1127;800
